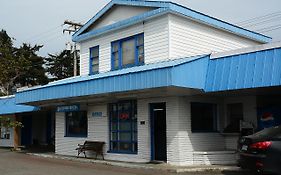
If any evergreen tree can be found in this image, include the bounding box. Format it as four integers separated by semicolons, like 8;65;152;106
0;29;48;95
45;50;79;81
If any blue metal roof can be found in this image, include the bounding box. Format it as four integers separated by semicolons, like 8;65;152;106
14;44;281;105
205;47;281;92
73;0;271;43
16;55;209;104
0;96;39;115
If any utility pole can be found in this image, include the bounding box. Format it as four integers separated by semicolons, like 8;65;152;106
63;20;83;76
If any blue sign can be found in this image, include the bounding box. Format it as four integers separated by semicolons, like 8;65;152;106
56;104;80;112
92;112;103;117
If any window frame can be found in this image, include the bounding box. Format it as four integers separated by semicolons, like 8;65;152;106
108;100;138;154
0;125;10;140
111;33;144;70
89;46;99;75
191;102;218;133
65;111;88;138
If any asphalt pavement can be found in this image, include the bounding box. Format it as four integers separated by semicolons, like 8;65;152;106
0;148;254;175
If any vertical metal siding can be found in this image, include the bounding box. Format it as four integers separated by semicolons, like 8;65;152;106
16;56;208;104
172;56;209;89
205;48;281;92
0;97;38;115
16;67;173;103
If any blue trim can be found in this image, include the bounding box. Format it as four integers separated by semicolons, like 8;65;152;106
72;0;169;38
168;3;271;43
107;150;137;155
111;33;144;70
89;46;99;75
73;8;168;42
64;135;88;138
73;0;270;43
150;103;155;161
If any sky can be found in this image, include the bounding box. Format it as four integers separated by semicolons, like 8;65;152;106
0;0;281;57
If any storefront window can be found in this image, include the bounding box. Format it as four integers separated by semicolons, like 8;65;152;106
191;102;217;132
109;101;137;153
65;111;87;137
0;127;10;139
224;103;243;133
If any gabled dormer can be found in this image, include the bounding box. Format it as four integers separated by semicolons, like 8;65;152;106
73;0;271;76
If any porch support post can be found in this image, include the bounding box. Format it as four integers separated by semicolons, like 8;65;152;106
13;115;20;149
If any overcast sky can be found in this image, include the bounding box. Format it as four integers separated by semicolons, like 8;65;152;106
1;0;281;57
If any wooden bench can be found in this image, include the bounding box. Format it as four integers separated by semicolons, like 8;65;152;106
75;141;105;159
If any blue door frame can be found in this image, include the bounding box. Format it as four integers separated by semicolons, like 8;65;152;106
150;104;155;161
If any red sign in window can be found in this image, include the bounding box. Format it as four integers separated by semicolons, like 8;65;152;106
119;113;129;120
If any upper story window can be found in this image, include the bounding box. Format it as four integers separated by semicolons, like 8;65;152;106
111;33;144;70
89;46;99;75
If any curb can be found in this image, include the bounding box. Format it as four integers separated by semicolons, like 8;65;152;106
27;153;243;174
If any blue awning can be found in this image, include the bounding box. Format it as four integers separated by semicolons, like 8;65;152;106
0;96;39;115
205;46;281;92
15;44;281;105
16;55;209;104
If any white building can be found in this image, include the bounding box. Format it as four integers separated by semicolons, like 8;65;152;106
9;0;281;166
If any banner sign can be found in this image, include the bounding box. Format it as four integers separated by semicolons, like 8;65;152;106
56;104;80;112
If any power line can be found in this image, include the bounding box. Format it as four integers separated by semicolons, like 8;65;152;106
236;11;281;25
256;23;281;32
257;25;281;33
36;33;65;45
22;25;62;43
242;16;281;28
263;26;281;33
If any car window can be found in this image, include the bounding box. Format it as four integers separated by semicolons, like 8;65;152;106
246;125;281;141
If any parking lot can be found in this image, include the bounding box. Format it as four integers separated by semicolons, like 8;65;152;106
0;148;255;175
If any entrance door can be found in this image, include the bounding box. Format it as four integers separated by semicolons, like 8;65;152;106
21;115;33;146
150;103;167;162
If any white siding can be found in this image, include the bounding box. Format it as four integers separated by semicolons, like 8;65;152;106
193;151;237;165
79;15;169;75
166;96;226;166
55;95;249;165
55;96;185;164
166;97;193;165
144;15;169;64
88;6;154;31
55;101;150;162
169;14;261;59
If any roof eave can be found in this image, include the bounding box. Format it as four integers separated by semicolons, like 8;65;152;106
73;0;170;38
73;1;271;44
168;3;271;43
73;8;170;42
